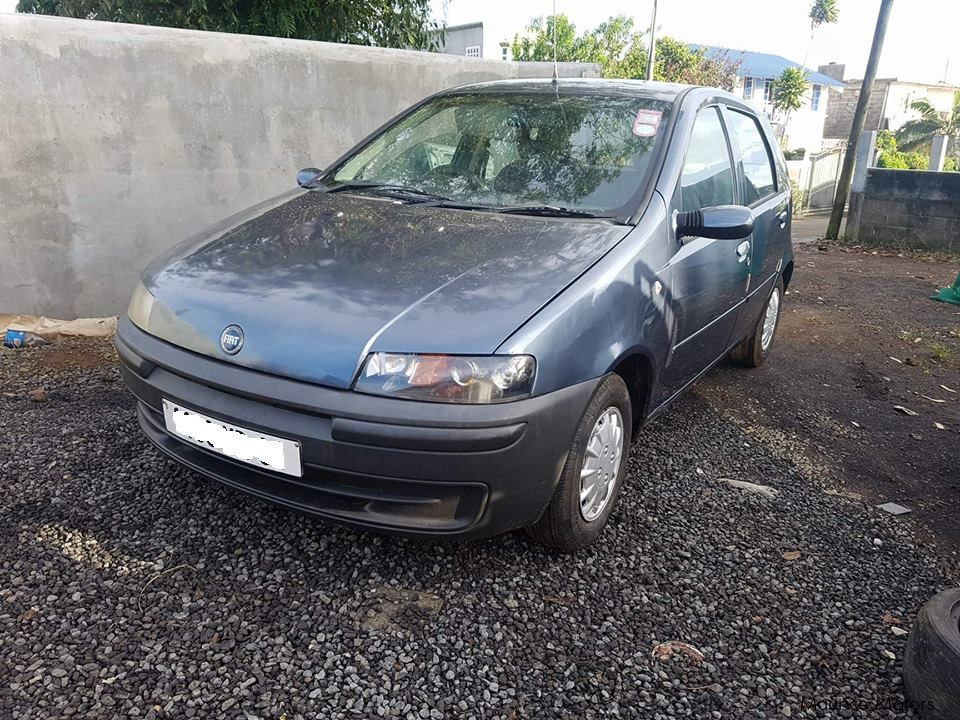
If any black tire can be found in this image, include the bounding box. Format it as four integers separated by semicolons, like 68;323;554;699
526;373;632;551
729;276;784;367
903;588;960;720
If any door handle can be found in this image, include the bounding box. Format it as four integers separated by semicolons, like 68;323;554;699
778;211;788;229
736;240;750;263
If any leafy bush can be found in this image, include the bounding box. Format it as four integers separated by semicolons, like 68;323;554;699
783;148;806;161
877;150;908;169
877;150;910;170
790;179;808;214
904;151;929;170
877;151;927;169
945;157;959;172
875;131;929;170
876;130;898;154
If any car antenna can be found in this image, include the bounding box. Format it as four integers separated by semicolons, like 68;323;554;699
551;0;559;86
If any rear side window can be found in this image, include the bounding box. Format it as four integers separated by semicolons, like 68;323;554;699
680;107;734;212
726;110;777;204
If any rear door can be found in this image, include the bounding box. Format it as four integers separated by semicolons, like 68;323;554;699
721;107;791;342
658;104;749;400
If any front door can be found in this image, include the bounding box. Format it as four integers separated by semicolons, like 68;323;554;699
722;107;791;342
658;105;749;402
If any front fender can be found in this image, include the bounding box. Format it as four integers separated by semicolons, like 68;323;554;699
498;199;673;400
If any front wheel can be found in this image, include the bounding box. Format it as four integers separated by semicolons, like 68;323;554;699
526;374;632;551
730;277;784;367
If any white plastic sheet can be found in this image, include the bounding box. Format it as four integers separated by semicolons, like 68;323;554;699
0;314;117;338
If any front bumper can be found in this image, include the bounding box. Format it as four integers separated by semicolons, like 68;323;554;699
115;317;598;540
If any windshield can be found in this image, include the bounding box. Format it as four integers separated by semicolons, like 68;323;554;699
326;91;673;217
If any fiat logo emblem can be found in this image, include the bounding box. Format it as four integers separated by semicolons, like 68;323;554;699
220;325;244;355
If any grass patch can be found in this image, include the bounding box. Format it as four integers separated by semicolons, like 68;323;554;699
930;342;953;362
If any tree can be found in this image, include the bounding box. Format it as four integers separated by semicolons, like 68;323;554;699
510;14;583;64
15;0;441;49
578;15;646;79
802;0;839;68
809;0;839;29
895;91;960;160
782;0;839;149
511;14;738;89
771;67;808;148
773;67;808;115
653;38;739;91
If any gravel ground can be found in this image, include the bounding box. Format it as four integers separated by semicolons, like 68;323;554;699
0;339;954;719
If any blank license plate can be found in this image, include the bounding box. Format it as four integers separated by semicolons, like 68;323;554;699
162;399;302;477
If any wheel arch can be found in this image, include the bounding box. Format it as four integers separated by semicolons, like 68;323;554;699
608;349;656;435
782;260;794;289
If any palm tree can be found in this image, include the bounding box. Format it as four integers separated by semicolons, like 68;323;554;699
895;91;960;155
802;0;839;68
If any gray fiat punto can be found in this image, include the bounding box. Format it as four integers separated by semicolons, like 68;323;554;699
117;79;792;550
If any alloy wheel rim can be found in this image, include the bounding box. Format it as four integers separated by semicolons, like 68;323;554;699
761;288;780;352
579;406;625;522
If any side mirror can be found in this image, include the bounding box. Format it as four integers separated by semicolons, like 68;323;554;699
676;205;754;240
297;167;323;188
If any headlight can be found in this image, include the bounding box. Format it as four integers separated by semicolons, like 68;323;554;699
127;281;156;331
354;353;536;403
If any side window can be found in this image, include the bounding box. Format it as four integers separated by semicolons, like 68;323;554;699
680;107;735;213
726;110;777;204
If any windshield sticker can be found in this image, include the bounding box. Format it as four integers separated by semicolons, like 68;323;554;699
632;109;662;137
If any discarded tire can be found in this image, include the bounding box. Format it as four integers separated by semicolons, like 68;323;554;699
903;588;960;720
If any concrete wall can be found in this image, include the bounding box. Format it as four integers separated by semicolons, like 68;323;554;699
855;169;960;252
0;15;597;317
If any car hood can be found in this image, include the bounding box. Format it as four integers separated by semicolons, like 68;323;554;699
140;190;631;389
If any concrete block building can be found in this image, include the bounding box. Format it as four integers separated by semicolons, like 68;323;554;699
820;62;959;141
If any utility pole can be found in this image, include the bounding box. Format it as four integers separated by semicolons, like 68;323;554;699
825;0;894;240
645;0;658;81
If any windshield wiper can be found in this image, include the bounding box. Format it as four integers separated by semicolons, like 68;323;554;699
321;181;451;203
321;188;608;219
493;205;605;219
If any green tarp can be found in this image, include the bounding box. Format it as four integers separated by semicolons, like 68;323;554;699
931;272;960;306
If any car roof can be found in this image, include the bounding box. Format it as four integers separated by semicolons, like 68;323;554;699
443;78;694;103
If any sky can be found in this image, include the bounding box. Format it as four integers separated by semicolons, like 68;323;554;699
1;0;956;86
434;0;960;85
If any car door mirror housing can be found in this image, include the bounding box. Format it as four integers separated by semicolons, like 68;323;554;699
297;167;324;188
676;205;754;240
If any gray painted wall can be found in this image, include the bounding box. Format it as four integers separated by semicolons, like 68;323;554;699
1;15;597;317
856;169;960;252
439;23;484;57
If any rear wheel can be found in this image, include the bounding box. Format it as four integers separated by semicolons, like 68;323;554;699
730;277;784;367
526;374;631;551
904;588;960;719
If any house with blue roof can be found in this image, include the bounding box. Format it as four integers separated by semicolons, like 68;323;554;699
692;45;845;155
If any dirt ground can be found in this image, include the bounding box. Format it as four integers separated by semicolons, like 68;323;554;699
698;241;960;573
